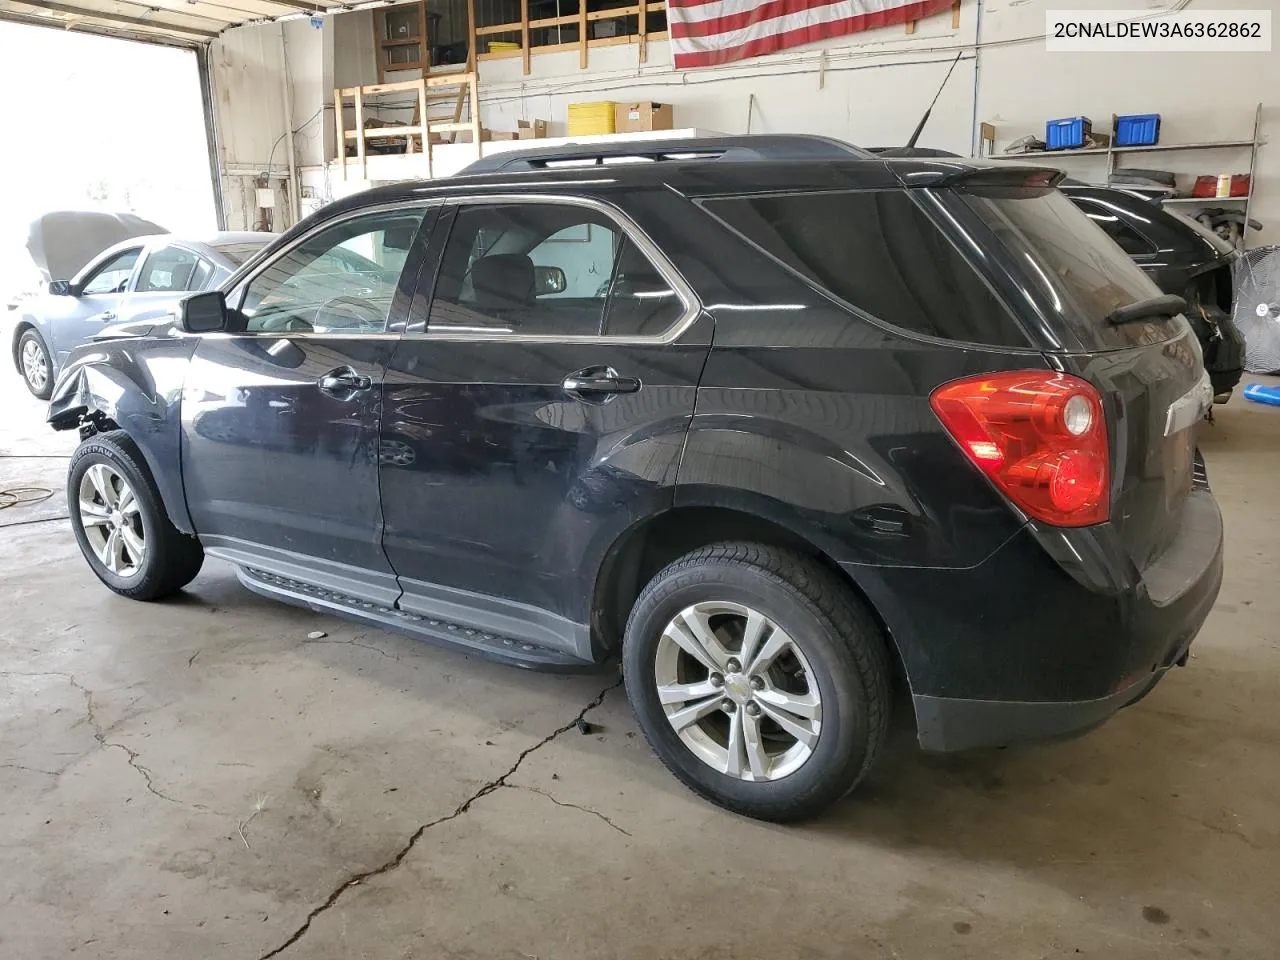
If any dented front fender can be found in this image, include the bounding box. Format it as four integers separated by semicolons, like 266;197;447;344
47;338;200;534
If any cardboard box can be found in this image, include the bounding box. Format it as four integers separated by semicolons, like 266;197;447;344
517;119;548;140
615;102;673;133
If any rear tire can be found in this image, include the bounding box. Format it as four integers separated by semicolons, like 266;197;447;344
18;329;53;400
622;542;891;822
67;431;204;600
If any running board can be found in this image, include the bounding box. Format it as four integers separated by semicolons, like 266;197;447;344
238;567;601;673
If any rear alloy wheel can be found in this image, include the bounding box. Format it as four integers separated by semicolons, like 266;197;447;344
19;330;52;400
624;542;891;822
67;430;204;600
654;601;821;782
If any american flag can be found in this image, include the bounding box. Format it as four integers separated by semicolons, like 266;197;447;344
668;0;957;68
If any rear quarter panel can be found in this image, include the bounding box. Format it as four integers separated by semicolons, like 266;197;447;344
48;337;198;533
627;188;1051;687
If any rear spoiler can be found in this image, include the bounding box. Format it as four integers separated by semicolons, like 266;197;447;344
925;166;1066;189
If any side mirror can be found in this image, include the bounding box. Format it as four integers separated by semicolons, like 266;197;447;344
534;265;567;296
179;291;228;333
48;280;74;296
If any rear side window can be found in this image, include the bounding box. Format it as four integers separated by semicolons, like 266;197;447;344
136;246;204;292
701;190;1029;347
961;187;1171;348
427;203;684;338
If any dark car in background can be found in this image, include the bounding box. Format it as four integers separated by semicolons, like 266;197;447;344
46;137;1222;821
1062;183;1245;400
11;232;274;398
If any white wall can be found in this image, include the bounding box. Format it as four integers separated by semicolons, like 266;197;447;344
215;0;1274;243
476;9;978;152
209;18;328;231
975;0;1273;243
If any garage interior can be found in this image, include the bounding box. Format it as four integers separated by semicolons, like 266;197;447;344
2;0;1279;957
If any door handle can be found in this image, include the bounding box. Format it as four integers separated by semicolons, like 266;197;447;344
318;367;373;397
562;367;641;400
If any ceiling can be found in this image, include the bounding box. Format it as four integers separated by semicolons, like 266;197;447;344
0;0;360;48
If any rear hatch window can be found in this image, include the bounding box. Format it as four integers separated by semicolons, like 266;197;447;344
959;187;1179;350
700;190;1032;348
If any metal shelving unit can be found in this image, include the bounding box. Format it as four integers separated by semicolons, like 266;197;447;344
982;104;1264;243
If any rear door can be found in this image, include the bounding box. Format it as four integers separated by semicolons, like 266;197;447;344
955;185;1208;569
120;242;210;324
181;205;432;599
379;196;710;650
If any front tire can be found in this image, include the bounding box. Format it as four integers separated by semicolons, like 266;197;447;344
18;330;53;400
623;543;891;822
67;431;204;600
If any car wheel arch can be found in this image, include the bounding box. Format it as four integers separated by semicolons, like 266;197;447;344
589;502;907;687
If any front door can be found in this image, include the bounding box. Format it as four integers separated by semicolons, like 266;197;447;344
47;246;141;366
379;198;710;652
181;206;432;603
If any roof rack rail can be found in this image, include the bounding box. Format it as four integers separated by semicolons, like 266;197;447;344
458;134;874;175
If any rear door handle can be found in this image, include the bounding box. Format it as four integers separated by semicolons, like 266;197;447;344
318;367;373;397
562;367;641;400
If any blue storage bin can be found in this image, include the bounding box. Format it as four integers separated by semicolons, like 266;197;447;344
1046;116;1092;150
1115;113;1161;146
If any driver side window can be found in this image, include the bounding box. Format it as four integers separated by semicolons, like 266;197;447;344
237;208;426;334
82;249;141;296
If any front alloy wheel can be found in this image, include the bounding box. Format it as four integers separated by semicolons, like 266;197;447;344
19;331;52;399
67;430;204;600
77;464;146;577
656;601;821;781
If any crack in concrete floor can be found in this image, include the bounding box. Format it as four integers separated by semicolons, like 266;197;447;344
257;676;623;960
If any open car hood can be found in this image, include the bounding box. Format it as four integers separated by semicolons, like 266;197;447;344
26;211;167;282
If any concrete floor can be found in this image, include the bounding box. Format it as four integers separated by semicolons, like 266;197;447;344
2;357;1278;960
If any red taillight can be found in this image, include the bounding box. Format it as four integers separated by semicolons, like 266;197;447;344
930;371;1109;527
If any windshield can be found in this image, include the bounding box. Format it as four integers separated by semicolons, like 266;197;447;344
215;242;270;267
961;187;1178;349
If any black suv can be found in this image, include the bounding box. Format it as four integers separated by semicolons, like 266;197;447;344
48;136;1223;821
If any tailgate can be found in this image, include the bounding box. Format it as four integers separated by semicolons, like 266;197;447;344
952;184;1214;569
1060;328;1211;568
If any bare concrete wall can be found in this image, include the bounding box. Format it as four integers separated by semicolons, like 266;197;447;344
213;0;1274;242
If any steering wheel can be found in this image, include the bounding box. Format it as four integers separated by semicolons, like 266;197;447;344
314;295;386;331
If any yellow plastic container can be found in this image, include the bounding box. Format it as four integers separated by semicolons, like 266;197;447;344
568;101;616;136
487;40;519;52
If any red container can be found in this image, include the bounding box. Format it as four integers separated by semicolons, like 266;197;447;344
1192;174;1251;198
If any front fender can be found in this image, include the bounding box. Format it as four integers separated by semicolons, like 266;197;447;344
47;339;199;534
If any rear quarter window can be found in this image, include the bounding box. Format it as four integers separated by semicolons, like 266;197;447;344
699;189;1031;348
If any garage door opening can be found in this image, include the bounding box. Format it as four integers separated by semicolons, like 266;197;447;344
0;20;218;299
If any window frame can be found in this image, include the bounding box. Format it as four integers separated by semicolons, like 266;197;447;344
80;246;143;296
135;243;208;294
221;202;437;339
412;193;699;344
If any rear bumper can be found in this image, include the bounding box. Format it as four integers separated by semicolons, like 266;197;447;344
913;657;1179;752
848;489;1224;752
